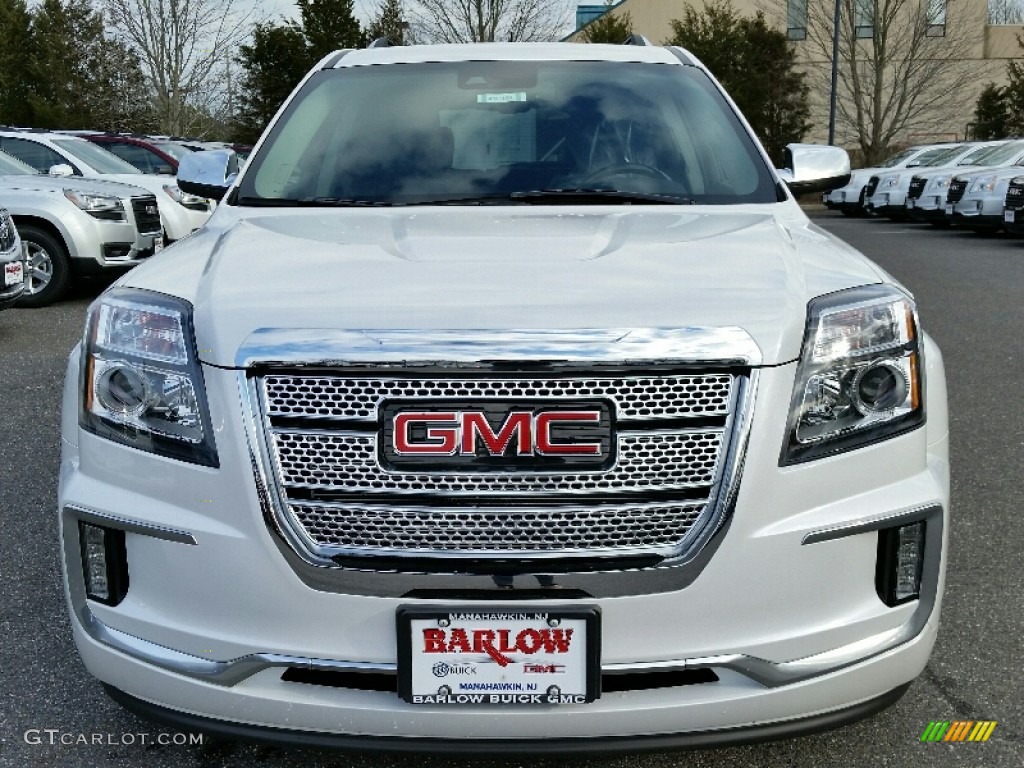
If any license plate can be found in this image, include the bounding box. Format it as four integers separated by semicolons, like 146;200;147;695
154;236;164;254
1005;209;1016;223
4;261;23;287
397;606;600;705
945;203;954;215
906;199;915;209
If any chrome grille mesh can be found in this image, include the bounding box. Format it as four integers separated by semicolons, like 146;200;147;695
272;430;723;493
262;373;733;421
291;501;706;551
255;369;740;559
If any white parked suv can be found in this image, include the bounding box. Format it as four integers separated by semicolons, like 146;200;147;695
905;140;1021;224
0;130;211;242
0;149;161;306
823;143;954;216
864;142;1002;219
59;41;949;751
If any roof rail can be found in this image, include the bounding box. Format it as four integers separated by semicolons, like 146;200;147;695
368;36;396;48
623;34;652;46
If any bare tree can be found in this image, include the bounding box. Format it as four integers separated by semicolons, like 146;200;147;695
409;0;570;42
101;0;262;136
798;0;982;162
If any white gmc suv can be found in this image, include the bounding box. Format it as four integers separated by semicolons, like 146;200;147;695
59;41;949;752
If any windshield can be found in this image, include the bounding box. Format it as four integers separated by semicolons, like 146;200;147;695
879;148;919;168
919;146;965;167
52;139;142;174
956;145;1002;165
0;150;36;175
154;142;194;161
970;141;1024;167
238;61;777;206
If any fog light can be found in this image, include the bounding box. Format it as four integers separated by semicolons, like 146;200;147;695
876;521;925;606
79;522;129;605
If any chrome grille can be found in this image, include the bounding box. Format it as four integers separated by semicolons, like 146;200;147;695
864;176;880;197
272;430;723;493
908;177;926;200
1006;184;1024;210
292;500;706;552
262;373;733;422
131;196;162;235
947;179;968;204
254;369;743;561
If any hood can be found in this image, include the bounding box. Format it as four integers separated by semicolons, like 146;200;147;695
121;206;885;368
0;173;151;198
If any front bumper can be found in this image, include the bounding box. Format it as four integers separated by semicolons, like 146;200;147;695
865;190;907;217
948;194;1004;230
58;338;951;747
905;194;948;221
822;186;864;212
64;209;159;269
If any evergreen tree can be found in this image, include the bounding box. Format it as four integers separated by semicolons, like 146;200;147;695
0;0;34;125
298;0;365;61
234;22;310;144
973;84;1009;140
666;1;811;163
581;1;632;44
29;0;150;130
366;0;407;45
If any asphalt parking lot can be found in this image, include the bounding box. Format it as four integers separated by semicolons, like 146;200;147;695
0;211;1022;767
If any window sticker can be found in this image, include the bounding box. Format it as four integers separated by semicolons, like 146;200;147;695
477;93;527;104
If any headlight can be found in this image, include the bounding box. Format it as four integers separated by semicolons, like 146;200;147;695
969;175;997;193
0;209;16;253
883;176;899;188
163;184;210;211
64;189;126;221
80;288;218;467
781;285;924;465
932;175;950;189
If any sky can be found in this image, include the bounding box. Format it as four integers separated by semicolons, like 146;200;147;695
260;0;400;25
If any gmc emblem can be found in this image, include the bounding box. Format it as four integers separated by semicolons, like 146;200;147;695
380;401;614;471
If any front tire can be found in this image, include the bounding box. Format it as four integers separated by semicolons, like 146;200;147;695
15;225;70;308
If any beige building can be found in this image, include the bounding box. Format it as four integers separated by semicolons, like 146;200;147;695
566;0;1024;152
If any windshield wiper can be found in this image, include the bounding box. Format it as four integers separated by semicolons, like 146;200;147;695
509;188;694;205
297;197;394;207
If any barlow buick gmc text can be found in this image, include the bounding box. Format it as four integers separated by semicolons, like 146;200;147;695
58;39;949;752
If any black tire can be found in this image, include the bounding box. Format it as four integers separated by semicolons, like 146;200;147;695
15;224;70;308
840;208;858;217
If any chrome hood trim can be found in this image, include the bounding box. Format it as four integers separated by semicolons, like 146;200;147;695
234;327;764;369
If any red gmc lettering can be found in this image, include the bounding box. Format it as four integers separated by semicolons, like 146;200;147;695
536;412;602;455
393;412;458;455
460;412;530;455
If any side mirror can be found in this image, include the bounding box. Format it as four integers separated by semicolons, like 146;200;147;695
177;149;239;200
48;164;75;177
777;144;851;194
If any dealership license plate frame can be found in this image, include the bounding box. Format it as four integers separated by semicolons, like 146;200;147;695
4;261;22;287
397;605;601;705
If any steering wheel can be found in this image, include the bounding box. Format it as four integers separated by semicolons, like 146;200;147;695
581;163;673;184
